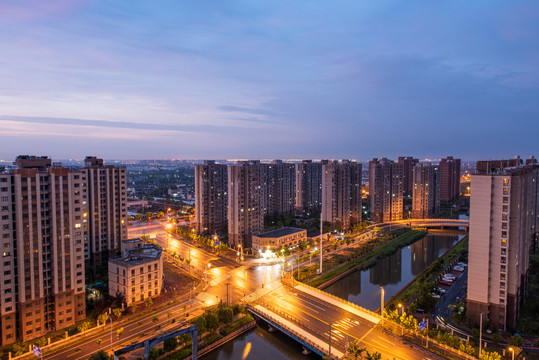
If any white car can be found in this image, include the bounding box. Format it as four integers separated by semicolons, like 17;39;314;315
443;274;456;281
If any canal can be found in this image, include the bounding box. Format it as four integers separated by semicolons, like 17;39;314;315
203;231;463;359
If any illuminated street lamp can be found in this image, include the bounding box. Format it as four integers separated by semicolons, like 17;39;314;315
238;244;244;262
380;287;385;326
398;303;404;335
508;347;514;360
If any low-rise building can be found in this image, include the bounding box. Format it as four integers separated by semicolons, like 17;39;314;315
252;227;308;253
108;240;163;306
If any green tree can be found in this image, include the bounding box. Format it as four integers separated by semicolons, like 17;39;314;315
88;349;109;360
347;340;366;359
459;341;476;356
157;211;165;218
130;303;137;314
13;342;27;356
77;321;91;333
116;327;124;338
149;347;159;360
134;214;144;221
195;316;207;334
163;337;178;352
365;351;382;360
152;315;159;323
146;212;154;219
98;312;109;326
509;335;523;347
145;297;153;308
112;307;124;319
205;311;219;331
479;351;502;360
96;339;102;348
35;337;47;347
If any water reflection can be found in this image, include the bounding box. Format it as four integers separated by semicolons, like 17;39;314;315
324;233;460;310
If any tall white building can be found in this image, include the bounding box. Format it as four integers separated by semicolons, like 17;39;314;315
467;164;538;330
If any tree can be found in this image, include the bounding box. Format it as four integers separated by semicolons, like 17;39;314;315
116;327;124;338
492;333;501;345
13;342;27;357
480;351;502;360
134;214;144;221
112;307;124;319
88;350;109;360
195;316;207;334
459;341;476;356
146;212;154;219
98;312;109;326
205;311;219;331
347;340;366;359
152;315;159;323
96;339;102;348
35;337;47;347
145;297;153;308
157;211;165;218
149;347;159;360
130;303;137;314
365;351;382;360
77;321;91;333
509;335;523;347
217;303;234;324
163;337;178;352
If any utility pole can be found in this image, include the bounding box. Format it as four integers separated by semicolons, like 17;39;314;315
479;313;483;357
226;282;230;305
380;287;385;326
319;215;323;274
328;323;332;359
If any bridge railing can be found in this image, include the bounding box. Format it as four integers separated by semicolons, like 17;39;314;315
247;304;341;360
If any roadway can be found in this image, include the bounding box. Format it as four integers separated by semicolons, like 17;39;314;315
259;285;444;360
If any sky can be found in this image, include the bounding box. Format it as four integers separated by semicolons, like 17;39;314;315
1;0;538;161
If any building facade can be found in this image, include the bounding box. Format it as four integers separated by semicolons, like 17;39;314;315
251;227;307;252
398;156;419;197
82;156;128;264
411;163;441;219
195;161;228;236
369;158;403;222
0;156;86;345
321;160;362;231
227;161;264;249
295;160;323;216
108;240;163;306
439;156;461;202
467;164;539;330
262;161;296;216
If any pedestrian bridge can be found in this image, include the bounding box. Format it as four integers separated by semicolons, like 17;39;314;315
389;219;469;230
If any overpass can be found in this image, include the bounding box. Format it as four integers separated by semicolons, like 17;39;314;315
248;281;455;360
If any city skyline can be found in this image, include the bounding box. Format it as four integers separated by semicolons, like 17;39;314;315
1;1;539;159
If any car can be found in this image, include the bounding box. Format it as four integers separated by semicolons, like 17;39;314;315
437;288;446;294
457;262;468;267
440;280;453;286
442;277;454;283
443;275;456;281
453;266;465;272
431;293;441;299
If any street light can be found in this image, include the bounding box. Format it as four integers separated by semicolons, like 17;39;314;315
479;313;484;358
380;287;385;326
508;347;515;360
107;314;113;353
398;303;404;335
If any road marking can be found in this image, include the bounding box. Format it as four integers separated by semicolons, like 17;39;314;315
377;336;395;345
370;339;389;349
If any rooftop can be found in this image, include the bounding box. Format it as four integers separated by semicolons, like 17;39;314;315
254;227;306;238
109;244;162;267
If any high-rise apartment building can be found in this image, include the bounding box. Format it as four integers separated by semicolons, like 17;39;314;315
227;161;264;249
439;156;461;202
0;156;86;345
369;158;403;222
411;163;440;219
82;157;128;265
295;160;323;216
321;160;362;231
398;156;419;196
467;164;539;330
262;160;296;216
476;156;523;174
195;161;228;236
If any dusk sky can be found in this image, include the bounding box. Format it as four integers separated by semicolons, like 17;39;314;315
1;1;538;161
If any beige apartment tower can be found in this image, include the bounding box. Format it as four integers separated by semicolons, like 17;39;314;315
321;160;362;231
0;156;86;345
83;156;128;265
467;164;539;331
195;161;228;236
369;158;403;222
411;163;441;219
227;161;264;249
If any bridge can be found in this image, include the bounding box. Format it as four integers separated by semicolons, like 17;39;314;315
377;218;469;230
247;281;452;360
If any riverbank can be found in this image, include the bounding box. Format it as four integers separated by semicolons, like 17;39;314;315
386;236;468;312
304;229;428;288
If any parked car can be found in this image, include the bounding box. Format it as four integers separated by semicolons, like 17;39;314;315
457;262;468;267
440;280;453;286
453;266;465;272
431;293;441;299
443;274;456;280
437;288;446;294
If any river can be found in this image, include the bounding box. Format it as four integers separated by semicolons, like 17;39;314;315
203;230;464;359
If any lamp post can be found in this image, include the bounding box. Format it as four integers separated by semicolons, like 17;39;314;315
479;313;483;358
319;216;323;274
380;287;385;326
107;314;113;353
398;303;403;335
239;244;244;262
508;347;515;360
328;323;332;359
